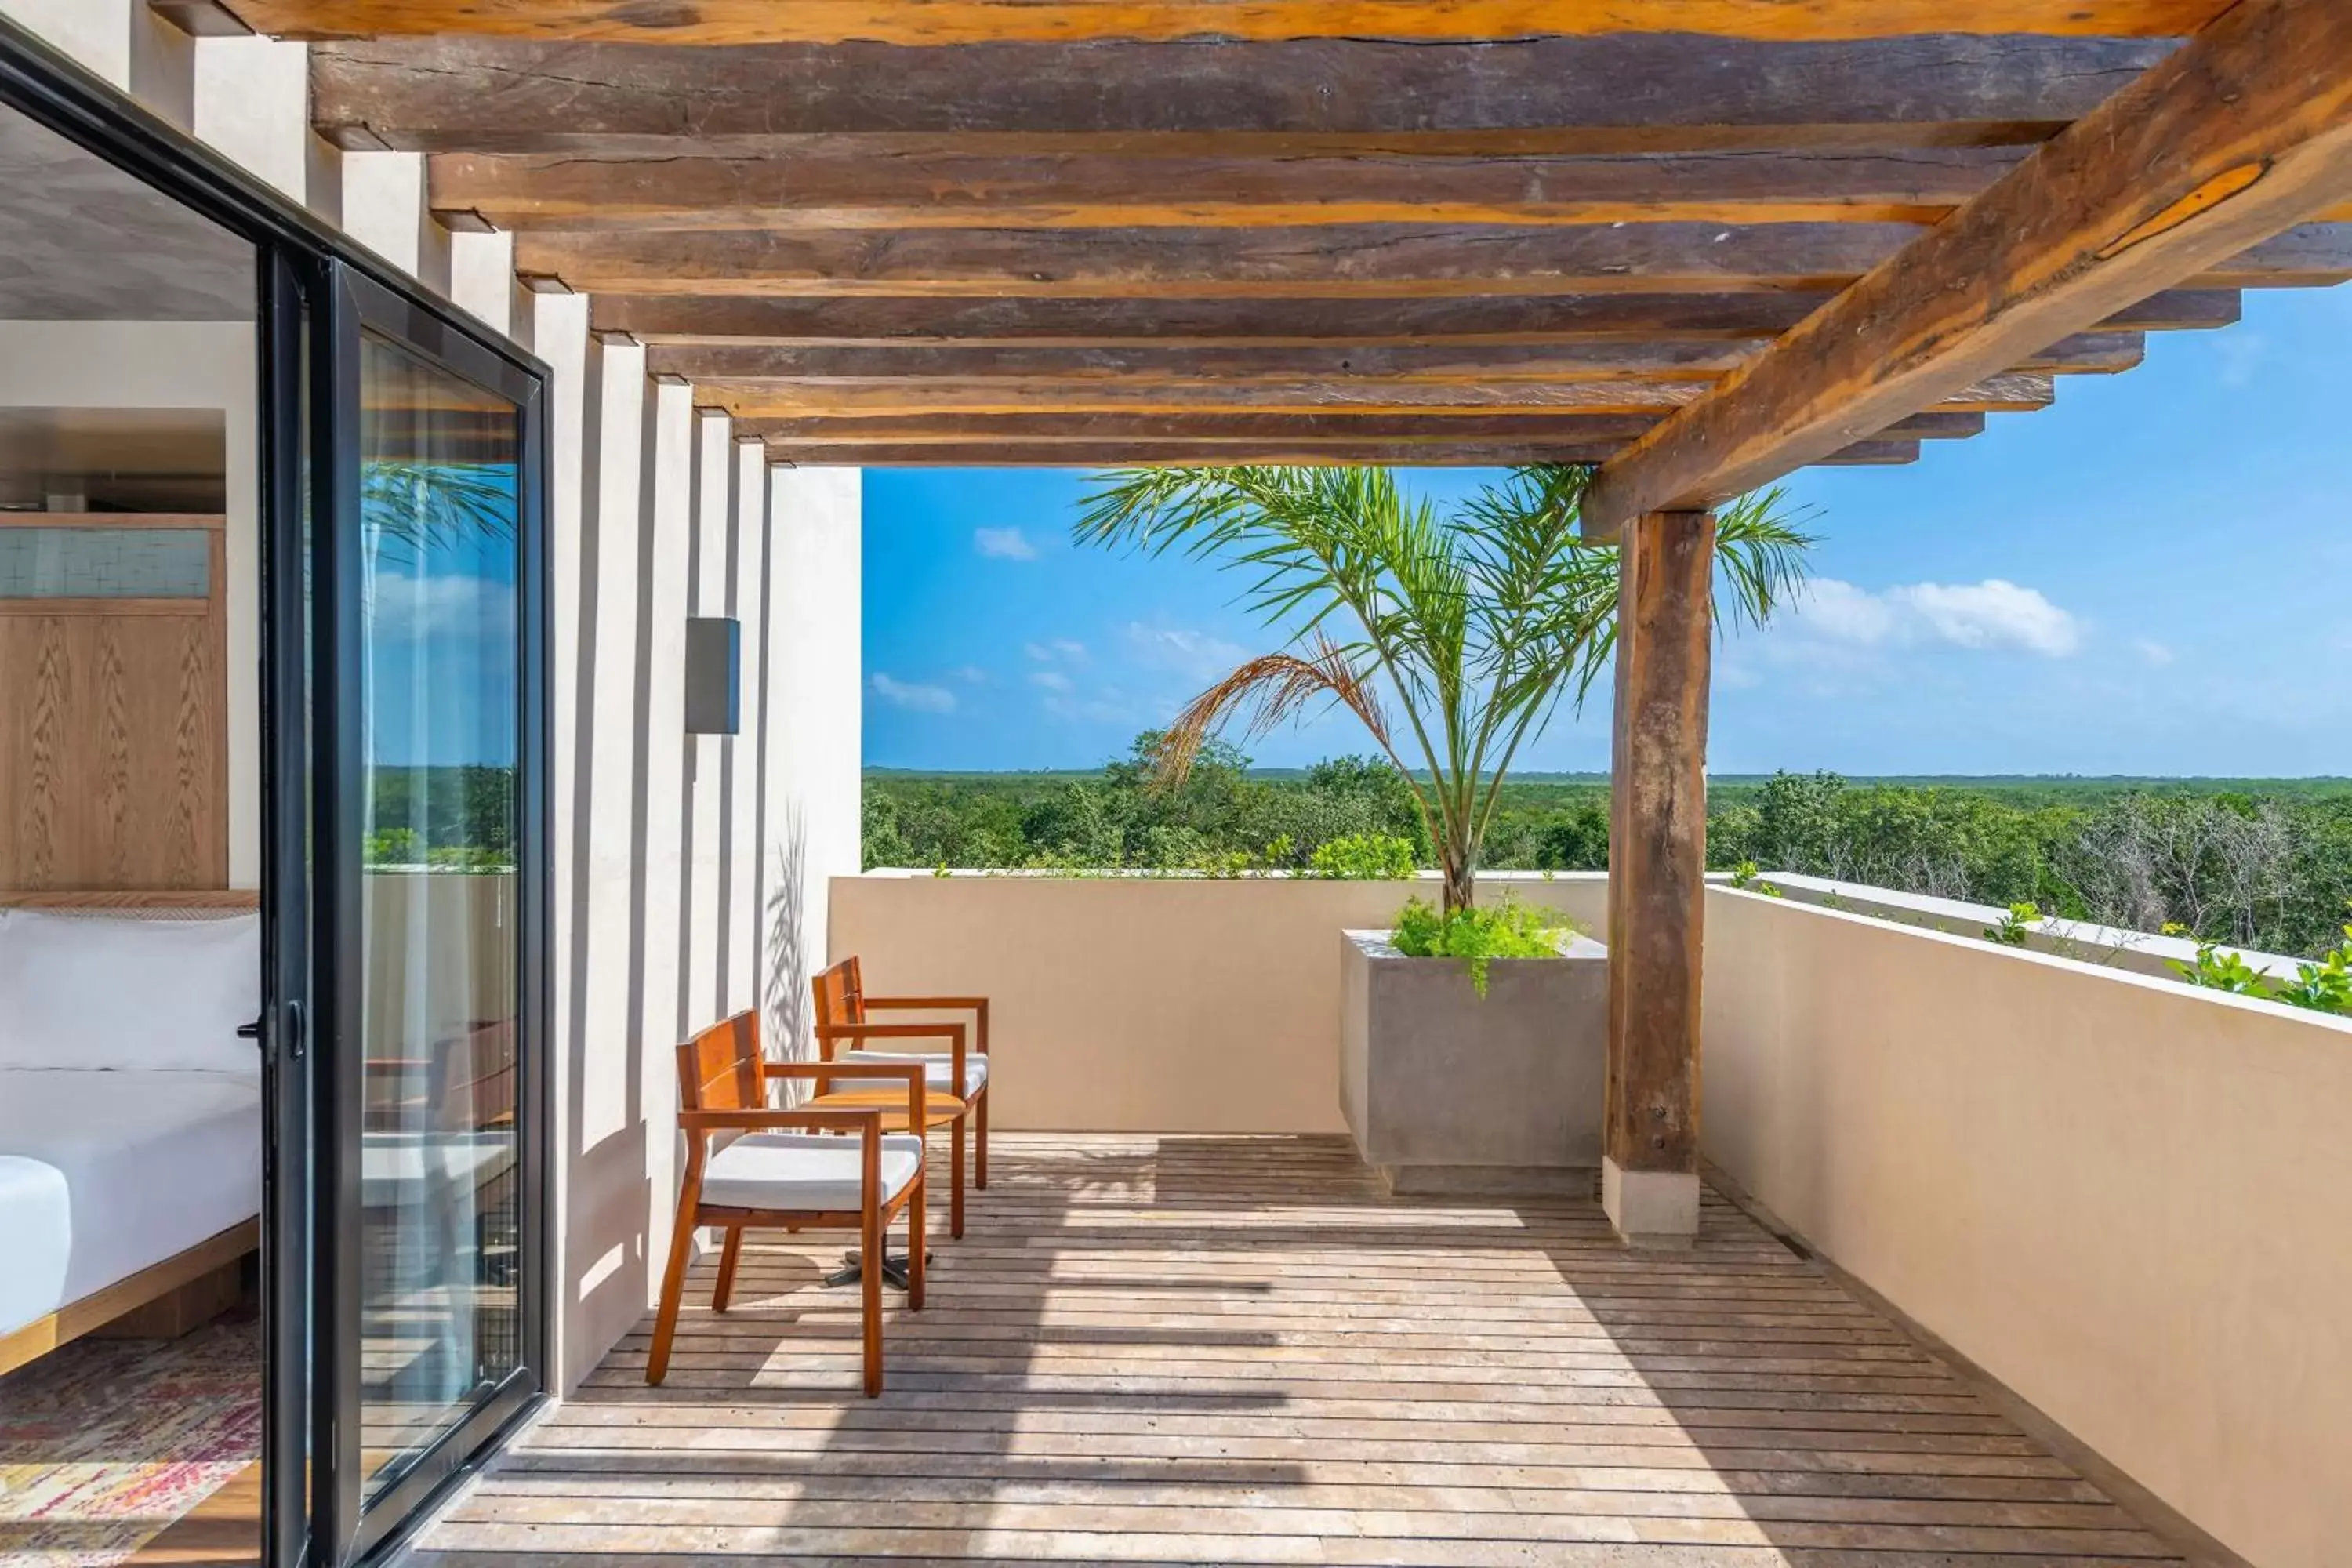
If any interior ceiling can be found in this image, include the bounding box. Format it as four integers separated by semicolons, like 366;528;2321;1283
0;106;254;321
194;1;2352;469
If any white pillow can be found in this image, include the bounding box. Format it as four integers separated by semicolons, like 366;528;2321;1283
0;910;261;1072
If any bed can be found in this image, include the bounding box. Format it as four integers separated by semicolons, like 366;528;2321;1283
0;895;263;1374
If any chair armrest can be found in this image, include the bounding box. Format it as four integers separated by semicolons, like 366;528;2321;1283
679;1106;880;1136
862;996;991;1056
816;1021;970;1098
768;1060;927;1129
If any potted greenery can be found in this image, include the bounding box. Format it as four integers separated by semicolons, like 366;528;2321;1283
1080;463;1812;1190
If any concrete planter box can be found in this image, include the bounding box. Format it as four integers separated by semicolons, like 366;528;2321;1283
1339;927;1609;1195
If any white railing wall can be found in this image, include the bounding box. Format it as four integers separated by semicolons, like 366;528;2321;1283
1702;887;2352;1568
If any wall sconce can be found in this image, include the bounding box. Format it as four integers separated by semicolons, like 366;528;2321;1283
685;616;741;735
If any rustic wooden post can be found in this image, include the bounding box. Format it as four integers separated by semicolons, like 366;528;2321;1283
1605;508;1714;1246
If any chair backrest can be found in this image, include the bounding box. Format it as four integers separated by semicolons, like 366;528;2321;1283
677;1010;764;1114
811;956;866;1047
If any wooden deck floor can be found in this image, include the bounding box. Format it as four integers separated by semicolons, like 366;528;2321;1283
412;1134;2187;1566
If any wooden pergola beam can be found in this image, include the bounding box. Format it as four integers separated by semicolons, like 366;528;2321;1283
590;289;2238;344
508;223;2346;299
761;439;1923;468
433;147;2027;231
1583;0;2352;537
690;374;2049;419
733;411;1984;444
645;336;2143;383
306;34;2172;154
219;2;2227;46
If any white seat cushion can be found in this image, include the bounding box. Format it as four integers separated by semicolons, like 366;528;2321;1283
839;1050;989;1096
701;1131;924;1214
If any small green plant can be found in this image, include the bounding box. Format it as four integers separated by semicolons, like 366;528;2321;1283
2164;906;2352;1017
1391;893;1572;998
1986;902;2040;947
1729;860;1783;898
1312;833;1417;880
2169;940;2276;996
1261;833;1296;868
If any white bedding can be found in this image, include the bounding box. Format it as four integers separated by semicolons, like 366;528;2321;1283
0;1068;262;1338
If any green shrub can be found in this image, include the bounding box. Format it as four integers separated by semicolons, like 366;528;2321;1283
1312;833;1417;880
1391;893;1573;997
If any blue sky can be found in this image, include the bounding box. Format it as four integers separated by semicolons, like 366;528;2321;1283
863;285;2352;778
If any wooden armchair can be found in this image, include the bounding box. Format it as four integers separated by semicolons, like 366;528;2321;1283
811;956;992;1240
649;1010;928;1397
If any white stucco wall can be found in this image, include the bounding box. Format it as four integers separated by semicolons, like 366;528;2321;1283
1702;887;2352;1568
2;2;868;1395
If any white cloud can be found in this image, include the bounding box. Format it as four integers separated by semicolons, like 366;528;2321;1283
1025;638;1087;662
1784;577;2082;659
2132;637;2176;667
869;672;957;713
953;664;989;684
973;526;1038;561
1029;670;1074;693
1125;621;1250;681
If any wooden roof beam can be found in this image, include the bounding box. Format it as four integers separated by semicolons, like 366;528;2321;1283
430;147;2029;232
1582;0;2352;539
594;289;2236;345
643;336;2142;383
759;438;1924;469
731;412;1984;444
220;2;2230;46
304;35;2172;154
691;374;2049;419
506;223;2346;299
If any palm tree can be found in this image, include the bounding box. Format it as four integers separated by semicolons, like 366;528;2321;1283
1075;463;1814;913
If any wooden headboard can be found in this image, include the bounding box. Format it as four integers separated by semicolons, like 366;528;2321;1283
0;513;230;897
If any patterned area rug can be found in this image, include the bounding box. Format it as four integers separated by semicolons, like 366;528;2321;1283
0;1313;258;1568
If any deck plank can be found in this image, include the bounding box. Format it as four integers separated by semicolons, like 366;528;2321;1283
410;1134;2187;1566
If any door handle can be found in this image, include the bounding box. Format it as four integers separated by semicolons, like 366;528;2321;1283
238;1003;306;1058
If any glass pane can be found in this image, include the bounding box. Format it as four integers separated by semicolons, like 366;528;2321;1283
355;333;521;1506
0;526;211;597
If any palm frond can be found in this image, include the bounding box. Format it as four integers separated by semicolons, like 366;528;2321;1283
1152;634;1393;792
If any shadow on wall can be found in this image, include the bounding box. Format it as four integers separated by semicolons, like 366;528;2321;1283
764;802;810;1066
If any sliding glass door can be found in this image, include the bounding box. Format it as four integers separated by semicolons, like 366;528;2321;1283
314;263;548;1567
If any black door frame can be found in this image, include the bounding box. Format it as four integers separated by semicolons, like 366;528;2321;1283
318;263;553;1567
0;19;555;1568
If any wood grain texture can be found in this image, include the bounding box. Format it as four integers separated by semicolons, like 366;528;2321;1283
646;334;2144;383
401;1134;2192;1567
0;517;229;895
219;0;2230;45
308;34;2173;153
737;412;1983;444
1584;0;2352;533
767;439;1923;467
593;288;2238;343
1606;513;1714;1182
434;146;2030;230
693;373;2049;417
